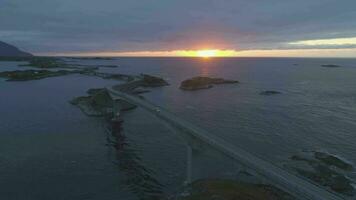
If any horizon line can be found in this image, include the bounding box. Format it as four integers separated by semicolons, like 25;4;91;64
36;48;356;58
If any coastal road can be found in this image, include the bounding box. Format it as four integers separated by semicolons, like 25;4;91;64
107;87;345;200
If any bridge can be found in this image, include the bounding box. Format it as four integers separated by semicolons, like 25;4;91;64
107;86;345;200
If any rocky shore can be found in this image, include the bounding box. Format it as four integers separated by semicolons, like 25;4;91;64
180;76;239;91
288;151;355;196
172;179;295;200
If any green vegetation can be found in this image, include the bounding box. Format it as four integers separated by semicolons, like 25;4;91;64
67;57;114;60
180;76;239;91
140;74;169;87
0;56;117;69
0;56;76;69
70;88;115;117
177;179;295;200
19;57;70;68
295;166;354;195
289;151;355;196
0;67;136;82
70;88;137;117
79;70;133;81
0;69;78;81
314;152;353;171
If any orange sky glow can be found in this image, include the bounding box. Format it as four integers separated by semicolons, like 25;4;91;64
48;48;356;58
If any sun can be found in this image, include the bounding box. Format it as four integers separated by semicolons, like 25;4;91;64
174;49;238;57
196;50;218;58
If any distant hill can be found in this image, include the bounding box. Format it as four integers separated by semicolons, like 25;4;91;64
0;41;33;57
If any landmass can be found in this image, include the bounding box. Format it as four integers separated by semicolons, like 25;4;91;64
288;151;355;196
0;55;117;70
70;88;137;117
68;64;118;68
180;76;239;91
71;74;169;117
0;68;134;82
173;179;295;200
140;74;170;87
66;57;115;60
19;57;69;68
0;41;33;57
79;70;133;81
0;69;79;81
321;64;341;68
112;74;169;93
260;90;282;95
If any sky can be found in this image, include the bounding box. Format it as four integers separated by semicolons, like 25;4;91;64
1;0;356;57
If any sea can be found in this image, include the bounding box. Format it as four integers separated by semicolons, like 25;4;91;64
1;57;356;199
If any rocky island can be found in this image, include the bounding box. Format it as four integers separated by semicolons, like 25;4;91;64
180;76;239;91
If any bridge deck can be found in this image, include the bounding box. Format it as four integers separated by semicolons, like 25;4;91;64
107;87;345;200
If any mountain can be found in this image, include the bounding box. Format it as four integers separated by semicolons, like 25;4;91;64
0;41;33;57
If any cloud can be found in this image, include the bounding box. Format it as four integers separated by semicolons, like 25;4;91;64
1;0;356;54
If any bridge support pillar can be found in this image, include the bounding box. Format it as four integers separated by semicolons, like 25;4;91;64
112;99;121;115
185;145;204;185
186;146;193;184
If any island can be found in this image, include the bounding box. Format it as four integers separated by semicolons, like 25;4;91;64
180;76;239;91
260;90;282;95
321;64;341;68
71;74;169;117
70;88;137;117
0;69;79;81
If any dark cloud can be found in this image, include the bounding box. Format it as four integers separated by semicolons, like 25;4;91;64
0;0;355;54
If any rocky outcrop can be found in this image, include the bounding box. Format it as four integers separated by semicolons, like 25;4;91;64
0;41;32;57
180;76;239;91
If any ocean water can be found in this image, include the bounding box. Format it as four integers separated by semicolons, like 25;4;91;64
1;57;356;199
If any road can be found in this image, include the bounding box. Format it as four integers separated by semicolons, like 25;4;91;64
107;87;345;200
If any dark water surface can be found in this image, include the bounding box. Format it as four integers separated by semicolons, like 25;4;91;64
1;57;356;199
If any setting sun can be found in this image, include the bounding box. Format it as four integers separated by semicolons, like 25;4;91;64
196;50;218;58
174;49;238;57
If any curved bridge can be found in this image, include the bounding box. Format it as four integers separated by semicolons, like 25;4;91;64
107;87;344;200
